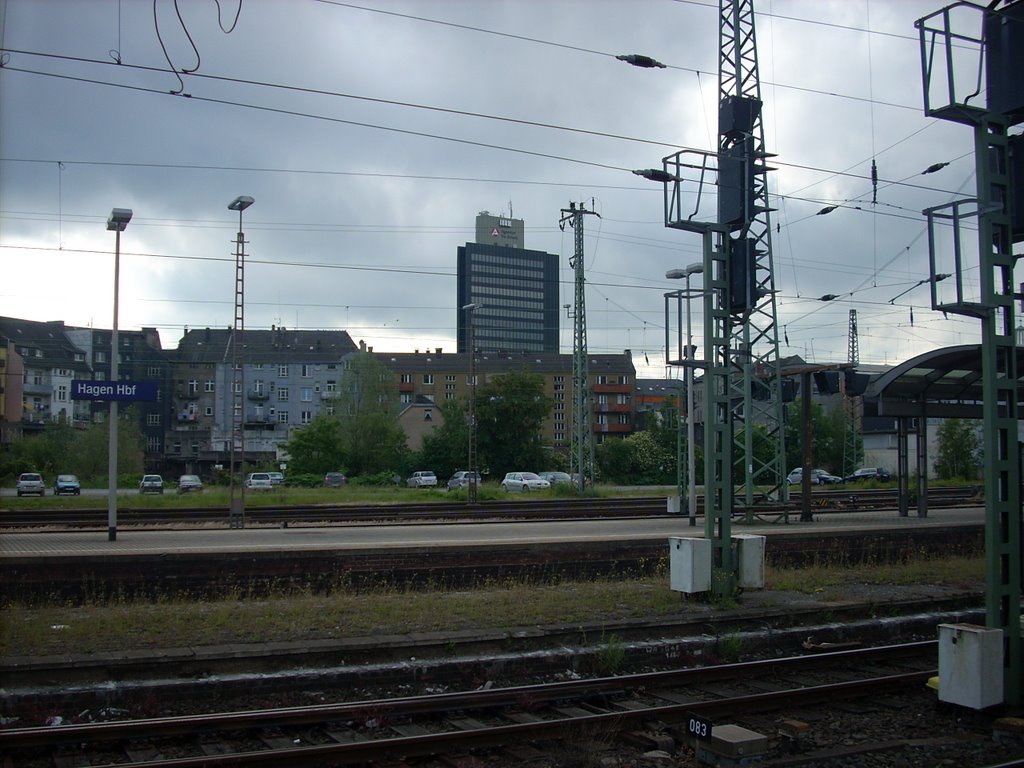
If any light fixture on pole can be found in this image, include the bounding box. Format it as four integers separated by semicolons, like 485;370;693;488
228;195;254;529
462;303;482;503
105;207;132;542
667;262;704;527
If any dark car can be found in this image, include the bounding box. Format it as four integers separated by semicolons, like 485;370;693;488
845;467;892;483
324;472;347;488
53;474;81;495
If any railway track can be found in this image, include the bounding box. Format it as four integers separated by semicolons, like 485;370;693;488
0;486;982;528
1;641;942;767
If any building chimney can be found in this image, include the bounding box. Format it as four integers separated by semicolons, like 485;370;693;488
435;347;442;354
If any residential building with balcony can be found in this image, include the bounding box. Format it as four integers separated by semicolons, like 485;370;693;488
373;347;636;448
0;317;92;432
166;326;357;474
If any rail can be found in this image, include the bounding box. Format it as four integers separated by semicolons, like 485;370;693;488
0;486;983;529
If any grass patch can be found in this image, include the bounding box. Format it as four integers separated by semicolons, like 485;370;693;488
0;557;984;658
765;555;984;594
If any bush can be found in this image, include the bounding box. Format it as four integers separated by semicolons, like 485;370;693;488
286;473;327;488
349;471;402;487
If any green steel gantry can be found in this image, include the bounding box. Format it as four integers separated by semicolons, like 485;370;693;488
646;0;786;596
561;202;599;495
915;0;1022;706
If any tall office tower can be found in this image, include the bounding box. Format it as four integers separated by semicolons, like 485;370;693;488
457;213;559;353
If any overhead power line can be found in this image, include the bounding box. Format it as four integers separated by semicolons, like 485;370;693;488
0;49;967;202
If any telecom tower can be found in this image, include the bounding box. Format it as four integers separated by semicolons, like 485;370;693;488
560;202;599;494
641;0;785;595
842;309;862;479
915;1;1022;705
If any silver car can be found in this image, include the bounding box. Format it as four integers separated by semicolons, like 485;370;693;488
501;472;550;492
16;472;45;497
246;472;273;491
177;474;203;494
139;474;164;494
446;470;481;491
407;471;437;488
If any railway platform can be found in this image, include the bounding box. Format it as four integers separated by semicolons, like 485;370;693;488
0;506;986;601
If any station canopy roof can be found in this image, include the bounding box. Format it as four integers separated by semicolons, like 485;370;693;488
864;343;1024;419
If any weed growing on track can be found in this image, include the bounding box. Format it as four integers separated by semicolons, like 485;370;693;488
0;556;984;658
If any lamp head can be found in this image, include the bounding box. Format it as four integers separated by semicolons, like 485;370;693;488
666;262;704;280
106;208;133;231
228;195;255;212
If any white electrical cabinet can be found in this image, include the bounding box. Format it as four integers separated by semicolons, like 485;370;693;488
732;534;766;588
669;537;711;593
938;623;1004;709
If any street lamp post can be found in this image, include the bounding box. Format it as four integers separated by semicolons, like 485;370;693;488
106;207;132;542
667;263;704;527
462;303;481;503
228;195;254;528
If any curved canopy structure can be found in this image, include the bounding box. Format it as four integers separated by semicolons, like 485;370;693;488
865;343;1024;418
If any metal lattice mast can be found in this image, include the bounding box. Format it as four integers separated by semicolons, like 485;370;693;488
915;3;1021;705
227;196;253;530
843;309;862;478
560;202;599;494
719;0;787;515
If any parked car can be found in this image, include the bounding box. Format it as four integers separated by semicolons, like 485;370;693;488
538;471;572;485
139;474;164;494
501;472;550;492
786;468;819;485
53;473;81;496
845;467;892;483
407;470;438;488
16;472;45;497
446;470;481;491
246;472;273;491
267;472;285;486
814;469;843;484
177;474;203;494
323;471;347;488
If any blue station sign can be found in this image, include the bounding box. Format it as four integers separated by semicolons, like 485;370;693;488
71;380;159;402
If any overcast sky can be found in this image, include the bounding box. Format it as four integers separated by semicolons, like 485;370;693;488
0;0;1010;377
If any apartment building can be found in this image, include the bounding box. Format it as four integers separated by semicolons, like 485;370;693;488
0;317;92;433
374;347;637;446
166;326;358;475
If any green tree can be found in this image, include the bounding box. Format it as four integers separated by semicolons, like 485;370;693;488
596;435;634;483
784;399;849;474
417;398;469;480
475;369;552;477
281;414;344;475
43;410;145;483
934;418;980;480
335;353;407;476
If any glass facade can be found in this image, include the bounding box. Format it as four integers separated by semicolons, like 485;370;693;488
457;242;559;353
